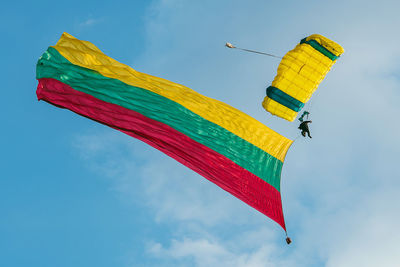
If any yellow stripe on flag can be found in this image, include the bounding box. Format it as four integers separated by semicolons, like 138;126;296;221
53;33;292;162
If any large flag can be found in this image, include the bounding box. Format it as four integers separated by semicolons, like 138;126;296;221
36;33;293;230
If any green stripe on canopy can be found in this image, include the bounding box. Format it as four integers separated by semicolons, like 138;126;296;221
300;38;339;60
266;86;304;112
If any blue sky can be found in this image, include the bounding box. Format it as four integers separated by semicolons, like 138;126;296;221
2;0;400;266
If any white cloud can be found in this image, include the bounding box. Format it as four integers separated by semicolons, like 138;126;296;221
75;17;103;31
71;0;400;266
147;234;295;267
72;129;273;226
79;18;98;27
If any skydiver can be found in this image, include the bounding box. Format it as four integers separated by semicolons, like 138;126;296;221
298;120;312;138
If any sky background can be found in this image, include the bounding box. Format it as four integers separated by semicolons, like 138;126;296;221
2;0;400;266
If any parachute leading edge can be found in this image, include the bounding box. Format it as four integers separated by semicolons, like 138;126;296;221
262;34;344;121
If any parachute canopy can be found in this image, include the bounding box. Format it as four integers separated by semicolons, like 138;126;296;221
262;34;344;121
36;33;293;230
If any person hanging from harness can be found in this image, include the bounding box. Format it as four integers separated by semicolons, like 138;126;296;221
298;120;312;138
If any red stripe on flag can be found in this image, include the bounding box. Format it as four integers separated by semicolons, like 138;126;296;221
37;78;286;229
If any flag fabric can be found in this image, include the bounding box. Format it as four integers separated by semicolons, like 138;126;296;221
36;33;293;230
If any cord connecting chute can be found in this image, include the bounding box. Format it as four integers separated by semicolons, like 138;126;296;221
225;42;282;59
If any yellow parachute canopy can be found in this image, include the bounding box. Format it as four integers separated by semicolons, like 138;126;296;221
262;34;344;121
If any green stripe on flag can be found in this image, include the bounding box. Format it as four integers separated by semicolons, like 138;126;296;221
37;47;284;191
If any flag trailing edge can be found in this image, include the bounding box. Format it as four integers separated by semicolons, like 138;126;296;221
36;33;293;230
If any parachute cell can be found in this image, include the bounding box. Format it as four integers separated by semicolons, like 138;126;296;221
262;34;344;121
